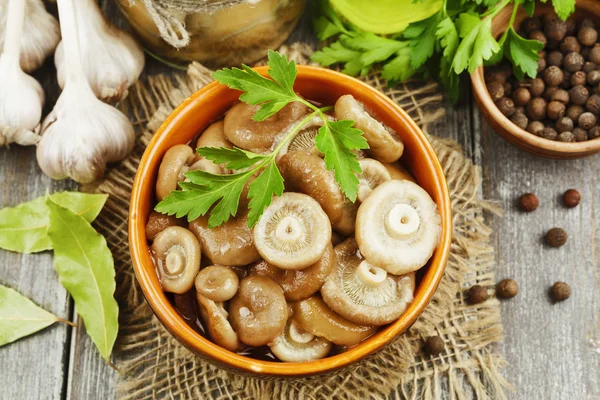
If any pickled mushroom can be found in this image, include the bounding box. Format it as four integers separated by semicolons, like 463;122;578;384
155;144;196;201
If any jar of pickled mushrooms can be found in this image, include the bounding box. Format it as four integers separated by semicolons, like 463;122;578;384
116;0;306;67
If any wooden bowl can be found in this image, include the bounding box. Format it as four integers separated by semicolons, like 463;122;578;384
129;66;452;377
472;0;600;159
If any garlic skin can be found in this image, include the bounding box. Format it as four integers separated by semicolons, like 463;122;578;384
0;0;44;146
54;0;145;103
37;0;135;184
0;0;60;73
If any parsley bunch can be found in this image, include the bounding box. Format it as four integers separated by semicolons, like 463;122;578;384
155;51;369;229
312;0;575;102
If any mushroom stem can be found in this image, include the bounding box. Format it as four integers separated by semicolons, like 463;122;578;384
288;321;314;344
357;185;373;203
165;247;186;275
356;261;387;287
274;216;303;242
386;204;420;237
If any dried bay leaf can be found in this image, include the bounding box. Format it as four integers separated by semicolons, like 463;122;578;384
46;198;118;362
0;284;58;346
0;192;108;254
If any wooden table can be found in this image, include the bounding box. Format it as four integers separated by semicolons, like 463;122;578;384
1;2;598;399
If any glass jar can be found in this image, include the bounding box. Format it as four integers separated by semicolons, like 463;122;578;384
116;0;306;67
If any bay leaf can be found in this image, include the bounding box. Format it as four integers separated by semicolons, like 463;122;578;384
0;192;108;254
0;284;58;347
46;198;118;362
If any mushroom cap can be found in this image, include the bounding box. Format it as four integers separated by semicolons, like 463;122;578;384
189;210;261;266
188;157;222;175
223;102;308;153
229;275;288;347
195;120;233;152
355;180;441;275
332;198;358;236
269;318;332;362
292;295;377;347
194;265;240;302
253;192;332;270
383;162;416;183
151;226;201;293
278;151;345;224
249;243;336;301
334;94;404;163
321;238;415;326
196;294;240;352
145;211;183;241
357;158;392;202
156;144;196;201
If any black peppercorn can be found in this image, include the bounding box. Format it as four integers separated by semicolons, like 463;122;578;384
578;26;598;47
544;66;564;86
547;101;566;120
510;112;529;129
573;127;589;141
589;47;600;65
567;104;585;120
560;36;581;54
545;86;560;101
527;121;545;135
579;19;596;30
424;336;445;356
530;78;545;97
547;51;563;67
484;69;506;84
566;17;577;36
587;71;600;86
546;227;567;247
589;126;600;139
496;97;516;117
496;279;518;299
529;30;548;47
585;94;600;115
563;189;581;208
487;81;505;100
594;84;600;96
527;97;547;121
583;62;597;74
467;285;489;304
519;193;538;211
570;71;587;87
545;18;567;41
558;131;576;142
503;82;513;97
569;85;590;105
559;71;572;89
556;116;574;133
551;89;570;104
540;127;558;140
564;52;585;72
578;112;597;129
537;57;547;73
582;46;591;59
550;282;571;302
522;17;543;34
513;87;531;106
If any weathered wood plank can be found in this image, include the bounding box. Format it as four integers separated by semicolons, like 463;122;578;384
475;110;600;400
0;146;74;400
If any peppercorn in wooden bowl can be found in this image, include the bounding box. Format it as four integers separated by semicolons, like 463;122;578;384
472;0;600;159
129;66;452;376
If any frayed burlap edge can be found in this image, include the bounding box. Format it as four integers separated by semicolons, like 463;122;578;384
87;43;512;399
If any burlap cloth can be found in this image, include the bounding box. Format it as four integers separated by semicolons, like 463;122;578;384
88;44;512;399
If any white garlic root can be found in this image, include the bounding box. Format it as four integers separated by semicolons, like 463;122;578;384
36;0;135;184
0;0;60;73
0;0;44;147
54;0;144;103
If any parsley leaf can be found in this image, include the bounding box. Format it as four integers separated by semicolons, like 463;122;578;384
381;47;417;83
437;16;461;102
197;147;267;170
311;41;365;76
405;11;443;69
505;27;544;79
552;0;575;21
453;15;500;74
247;162;284;227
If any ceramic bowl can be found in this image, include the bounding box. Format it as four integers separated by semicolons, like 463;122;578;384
471;0;600;159
129;66;452;377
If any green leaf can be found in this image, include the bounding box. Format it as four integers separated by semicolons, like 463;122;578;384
455;12;482;38
505;27;543;79
341;33;407;65
0;284;58;347
311;41;364;71
46;199;118;362
197;147;267;170
315;120;366;201
0;192;108;254
437;17;459;59
314;16;345;40
453;17;500;74
381;47;417;83
405;11;442;69
551;0;575;20
247;162;285;227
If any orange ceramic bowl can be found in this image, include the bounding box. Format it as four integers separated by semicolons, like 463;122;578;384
472;0;600;159
129;66;452;377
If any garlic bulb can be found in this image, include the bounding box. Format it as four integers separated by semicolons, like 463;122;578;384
37;0;135;184
0;0;44;146
0;0;60;73
54;0;144;103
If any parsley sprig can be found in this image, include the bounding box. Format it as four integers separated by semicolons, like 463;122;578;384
312;0;575;102
155;51;368;228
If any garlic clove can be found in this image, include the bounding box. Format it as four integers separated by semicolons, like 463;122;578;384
0;0;60;73
54;0;145;103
